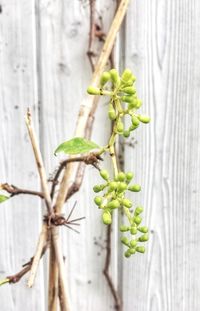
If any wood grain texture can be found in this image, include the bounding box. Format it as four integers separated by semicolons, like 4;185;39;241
122;0;200;310
0;1;45;310
1;0;200;310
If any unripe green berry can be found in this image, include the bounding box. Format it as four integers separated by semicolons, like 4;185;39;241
93;184;104;193
94;196;103;206
128;184;141;192
100;169;109;181
130;240;137;248
121;69;132;82
134;206;144;215
121;236;129;246
109;181;118;191
122;86;136;95
121;95;134;103
124;250;132;258
128;100;137;110
120;225;130;232
139;234;149;242
130;227;137;235
136;99;142;109
117;172;126;181
100;71;111;86
138;115;151;123
107;199;120;209
138;226;148;233
123;130;130;138
117;120;124;133
117;182;127;192
136;246;145;253
122;198;132;208
131;115;140;126
87;86;101;95
126;172;134;182
110;69;120;85
133;216;142;225
129;248;136;254
129;124;139;131
108;110;117;120
102;211;112;225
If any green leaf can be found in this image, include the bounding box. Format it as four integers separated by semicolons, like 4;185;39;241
0;194;9;204
54;137;100;155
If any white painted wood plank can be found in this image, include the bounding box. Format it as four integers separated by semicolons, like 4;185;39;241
0;1;45;310
37;0;120;310
122;0;200;310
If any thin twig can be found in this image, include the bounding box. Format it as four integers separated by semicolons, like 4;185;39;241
50;153;101;199
27;224;49;288
103;225;122;311
25;109;52;214
0;183;44;199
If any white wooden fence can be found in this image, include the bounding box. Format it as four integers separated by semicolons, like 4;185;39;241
1;0;200;310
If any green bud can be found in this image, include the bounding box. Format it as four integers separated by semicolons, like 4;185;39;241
87;86;101;95
131;115;140;126
107;199;120;209
117;182;127;193
117;120;124;133
128;100;137;110
126;172;134;182
100;71;111;86
109;181;118;191
129;248;136;254
130;240;137;248
93;184;104;193
122;198;132;208
138;115;151;123
129;124;139;131
117;172;126;181
121;69;133;82
123;130;130;138
100;169;109;181
121;95;134;103
122;86;136;95
136;246;145;253
102;211;112;225
138;226;148;233
134;206;144;215
133;216;142;225
136;99;142;109
94;196;103;206
108;110;117;120
121;236;129;246
110;69;120;85
128;184;141;192
130;227;137;235
120;225;130;232
139;234;149;242
124;250;132;258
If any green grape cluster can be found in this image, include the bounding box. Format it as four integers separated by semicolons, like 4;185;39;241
87;68;150;258
87;68;150;138
93;169;148;256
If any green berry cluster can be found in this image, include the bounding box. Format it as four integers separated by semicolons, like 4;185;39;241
87;68;150;258
120;206;149;257
93;169;148;256
87;68;150;138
